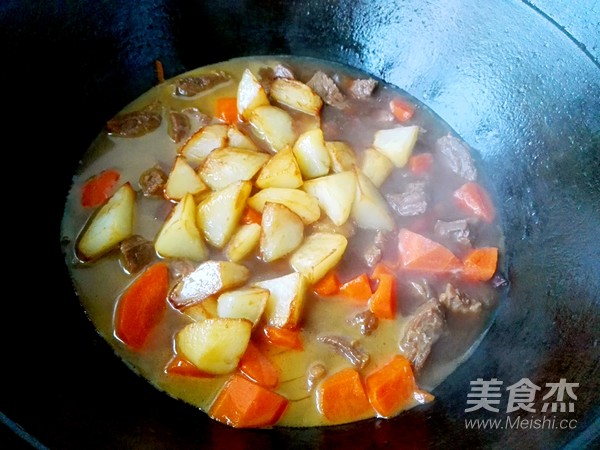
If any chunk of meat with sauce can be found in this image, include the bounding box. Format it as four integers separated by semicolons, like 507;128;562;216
434;219;471;246
347;310;379;336
106;107;162;138
307;71;348;109
120;235;155;274
385;182;429;217
139;166;168;197
399;300;445;372
435;134;477;181
438;283;483;315
168;110;191;143
348;78;378;99
317;335;370;369
174;71;231;97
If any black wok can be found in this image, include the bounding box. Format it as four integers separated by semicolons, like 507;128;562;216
2;0;598;448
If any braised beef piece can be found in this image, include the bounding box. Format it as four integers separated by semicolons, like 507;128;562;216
362;242;382;268
439;283;483;314
348;310;379;336
399;300;445;372
168;259;196;282
435;134;477;181
307;71;348;109
174;71;231;97
434;219;471;246
317;335;370;369
306;362;326;391
259;63;296;90
168;110;191;143
348;78;378;99
106;108;162;138
120;235;155;274
139;166;168;197
385;182;429;216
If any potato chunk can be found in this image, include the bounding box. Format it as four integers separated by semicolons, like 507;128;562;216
269;78;323;115
217;287;269;326
225;223;261;262
293;128;331;179
326;141;357;173
198;147;269;191
360;147;394;188
255;146;303;189
289;233;348;284
176;318;252;375
164;156;208;201
77;183;136;261
254;272;307;329
248;187;320;225
179;124;228;166
352;169;395;231
260;203;304;262
303;171;356;226
237;68;270;120
248;105;296;152
372;125;419;168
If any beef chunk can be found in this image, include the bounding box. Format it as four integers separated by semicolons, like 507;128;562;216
139;166;167;197
317;335;370;369
168;259;196;282
363;243;382;267
174;71;231;97
348;78;378;99
348;310;379;336
438;283;483;314
106;107;162;138
168;110;191;143
399;300;445;372
120;235;155;274
435;134;477;181
434;219;471;246
386;182;429;216
307;71;347;109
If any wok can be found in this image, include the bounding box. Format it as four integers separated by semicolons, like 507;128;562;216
2;0;598;448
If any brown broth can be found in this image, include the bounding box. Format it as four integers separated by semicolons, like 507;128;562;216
61;55;505;427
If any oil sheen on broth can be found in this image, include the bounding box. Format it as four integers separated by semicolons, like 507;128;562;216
61;56;506;428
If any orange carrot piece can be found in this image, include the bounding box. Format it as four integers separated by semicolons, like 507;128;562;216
338;273;372;303
368;273;396;320
81;169;120;207
462;247;499;281
238;342;280;388
240;206;262;225
261;326;303;350
397;228;462;273
389;98;415;122
313;270;341;296
453;182;496;223
317;368;373;423
210;374;288;428
165;355;213;378
409;153;433;176
114;262;169;350
216;97;239;124
365;355;423;418
370;262;395;281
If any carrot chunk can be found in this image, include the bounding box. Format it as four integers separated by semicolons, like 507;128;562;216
453;182;496;223
81;169;120;207
210;374;288;428
408;153;433;176
216;97;239;124
240;206;262;225
462;247;499;281
317;368;373;423
165;355;213;378
365;355;425;418
313;270;341;296
370;262;395;280
397;228;462;273
261;326;304;350
238;342;280;388
389;99;415;122
114;262;169;350
368;273;396;320
338;273;372;303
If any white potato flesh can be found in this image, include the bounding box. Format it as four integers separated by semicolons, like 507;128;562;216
225;223;261;262
254;272;307;329
351;169;395;231
217;287;269;326
227;126;259;150
289;232;348;284
198;147;269;191
164;157;207;201
293;128;331;179
326;141;358;173
260;202;304;262
237;68;270;120
183;297;219;322
176;318;252;375
197;180;252;248
179;124;229;166
255;146;303;189
248;187;320;225
169;260;250;307
372;125;419;167
269;78;323;116
248;105;296;152
77;183;136;261
302;171;356;226
360;147;394;187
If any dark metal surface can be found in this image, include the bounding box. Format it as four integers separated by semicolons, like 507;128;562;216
2;0;598;448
